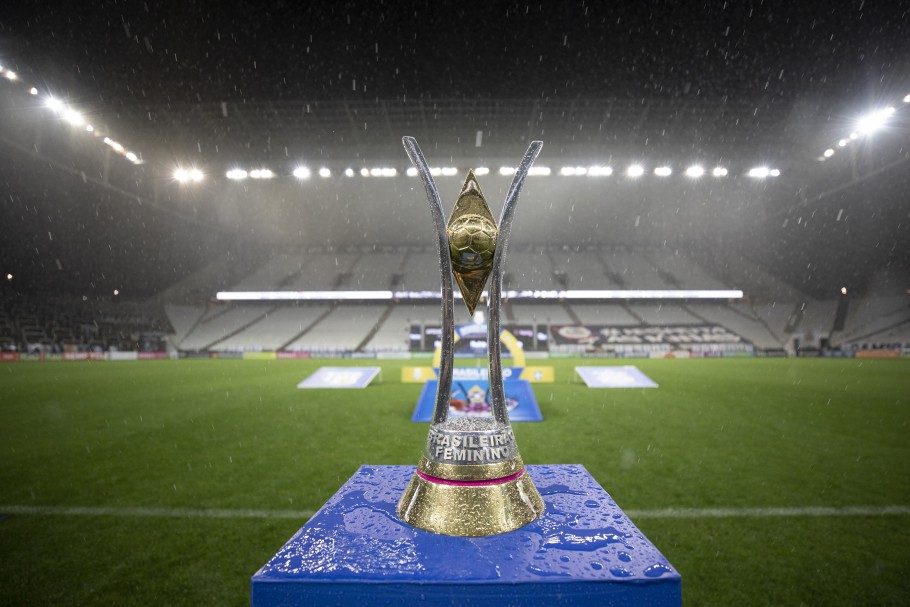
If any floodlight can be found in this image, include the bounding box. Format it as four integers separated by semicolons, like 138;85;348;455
4;70;16;80
113;289;119;296
528;166;551;176
63;109;84;126
6;273;11;280
406;167;418;177
125;152;138;162
254;169;274;179
359;168;369;177
904;93;910;104
823;148;835;158
837;139;848;147
841;287;847;295
654;166;672;177
85;124;94;132
849;132;858;140
712;167;728;177
318;168;331;178
770;169;780;177
103;137;124;152
857;108;892;134
381;168;397;177
173;169;189;182
226;169;248;180
588;166;612;176
499;167;516;176
627;164;644;177
474;167;490;176
441;167;457;176
685;165;704;178
429;167;442;176
29;87;38;95
345;168;355;177
748;167;770;178
189;169;204;182
293;167;311;179
370;168;382;177
46;97;64;112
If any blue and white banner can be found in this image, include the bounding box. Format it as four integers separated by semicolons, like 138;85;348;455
297;367;382;389
575;366;658;388
412;379;543;422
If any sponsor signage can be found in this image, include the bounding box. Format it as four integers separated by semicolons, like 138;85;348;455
552;323;746;348
401;366;555;383
412;379;543;422
575;366;659;388
297;367;382;389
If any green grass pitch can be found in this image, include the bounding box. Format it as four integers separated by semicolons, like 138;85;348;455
1;358;908;606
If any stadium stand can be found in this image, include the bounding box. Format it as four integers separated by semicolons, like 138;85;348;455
140;247;910;357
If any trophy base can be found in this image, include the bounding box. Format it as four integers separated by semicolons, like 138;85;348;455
397;467;544;536
251;465;681;607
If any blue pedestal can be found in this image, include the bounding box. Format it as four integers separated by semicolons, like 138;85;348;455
251;465;680;607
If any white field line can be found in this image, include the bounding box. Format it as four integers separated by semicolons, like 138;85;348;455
1;504;908;520
0;505;316;520
626;505;910;519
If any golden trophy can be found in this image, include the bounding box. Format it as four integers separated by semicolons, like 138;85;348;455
397;136;546;536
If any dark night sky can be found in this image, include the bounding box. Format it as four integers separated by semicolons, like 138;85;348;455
1;1;909;298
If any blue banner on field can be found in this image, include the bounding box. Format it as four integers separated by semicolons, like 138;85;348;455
575;366;659;388
297;367;381;389
412;379;543;422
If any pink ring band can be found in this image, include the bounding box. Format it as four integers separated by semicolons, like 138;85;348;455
416;468;525;487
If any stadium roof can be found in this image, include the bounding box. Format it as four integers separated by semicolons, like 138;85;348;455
0;1;908;298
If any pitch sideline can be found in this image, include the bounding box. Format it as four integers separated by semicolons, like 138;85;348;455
2;504;908;520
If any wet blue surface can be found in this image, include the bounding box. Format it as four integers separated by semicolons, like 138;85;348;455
251;465;680;606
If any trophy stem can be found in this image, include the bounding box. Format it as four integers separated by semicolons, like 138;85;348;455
487;141;543;425
402;136;455;426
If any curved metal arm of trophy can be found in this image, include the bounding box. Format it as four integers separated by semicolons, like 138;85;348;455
402;137;455;426
487;141;543;426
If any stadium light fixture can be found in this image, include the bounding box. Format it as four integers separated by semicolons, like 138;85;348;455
748;167;770;178
63;109;84;126
45;97;64;112
125;152;138;162
904;93;910;104
293;167;311;179
174;168;203;183
841;287;847;295
441;167;457;176
360;168;370;177
528;166;551;176
382;168;397;177
6;273;11;281
837;139;848;147
474;167;490;176
685;165;704;178
856;107;894;134
345;168;355;177
499;166;516;176
29;87;38;95
770;169;780;177
103;137;124;152
588;166;612;176
406;167;418;177
226;169;248;180
250;169;274;179
113;289;119;296
823;148;835;158
654;166;672;177
4;70;17;81
627;164;644;178
318;168;331;178
370;167;383;177
849;132;858;140
712;167;728;177
85;124;94;132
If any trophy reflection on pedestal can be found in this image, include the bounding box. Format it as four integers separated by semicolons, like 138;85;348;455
397;137;546;536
